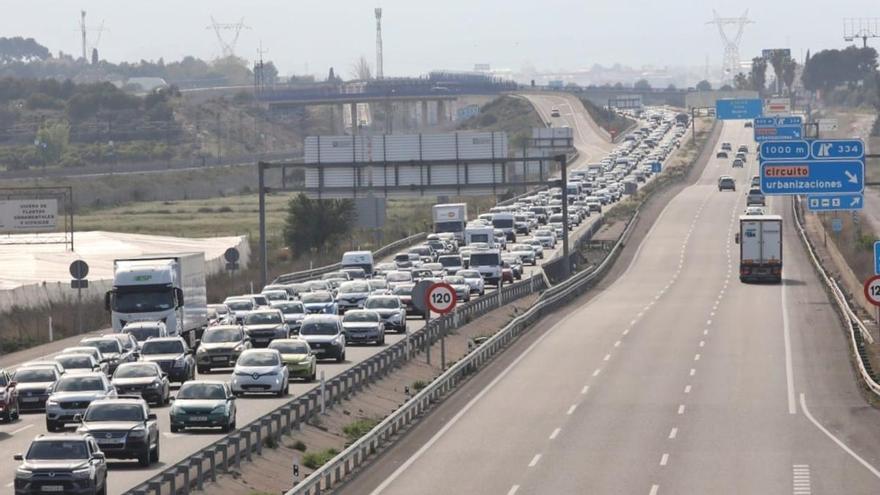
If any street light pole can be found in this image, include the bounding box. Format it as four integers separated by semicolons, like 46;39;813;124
258;162;268;289
557;154;570;279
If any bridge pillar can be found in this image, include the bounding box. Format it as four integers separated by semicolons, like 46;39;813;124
350;102;359;134
421;100;429;127
335;104;345;134
437;100;447;124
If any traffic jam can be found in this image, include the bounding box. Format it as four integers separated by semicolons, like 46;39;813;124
3;108;684;495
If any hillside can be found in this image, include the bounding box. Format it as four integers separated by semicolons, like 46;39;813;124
456;95;543;148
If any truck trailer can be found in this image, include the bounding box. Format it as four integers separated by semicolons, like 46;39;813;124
735;215;782;283
433;203;468;241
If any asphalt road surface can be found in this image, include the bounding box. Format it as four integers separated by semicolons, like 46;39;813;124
349;120;880;495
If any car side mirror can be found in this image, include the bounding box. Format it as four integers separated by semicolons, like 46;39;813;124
73;413;82;422
227;396;235;401
92;452;105;461
147;413;157;421
133;352;140;359
9;381;16;388
734;233;740;244
13;454;22;461
186;349;194;355
169;396;175;402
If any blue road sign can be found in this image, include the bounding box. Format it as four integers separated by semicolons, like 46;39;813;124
811;139;865;160
715;99;763;120
651;161;662;173
806;193;864;212
874;241;880;275
754;116;803;142
832;218;843;233
760;160;864;195
759;140;809;161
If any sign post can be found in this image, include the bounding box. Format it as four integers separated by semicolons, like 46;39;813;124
425;282;457;370
69;260;89;334
873;242;880;276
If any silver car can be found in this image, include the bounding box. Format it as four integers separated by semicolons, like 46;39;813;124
230;349;289;397
342;310;385;345
336;280;373;312
45;372;117;432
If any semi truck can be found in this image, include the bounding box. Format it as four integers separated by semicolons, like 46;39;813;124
735;215;782;283
105;253;208;346
433;203;468;241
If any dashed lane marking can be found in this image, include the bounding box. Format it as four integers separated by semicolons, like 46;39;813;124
581;385;589;395
677;404;685;415
660;453;669;466
528;454;542;467
549;428;561;440
668;427;678;439
567;404;578;415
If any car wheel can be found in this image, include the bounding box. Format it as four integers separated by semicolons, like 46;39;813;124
197;366;209;374
308;369;316;382
337;351;346;363
46;420;58;432
170;424;181;433
276;385;286;398
138;443;151;466
150;436;160;463
97;475;107;495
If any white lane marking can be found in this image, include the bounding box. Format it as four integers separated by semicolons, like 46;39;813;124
660;453;669;466
567;404;578;415
623;328;630;336
792;464;812;494
603;354;611;361
689;368;696;376
593;368;601;377
799;393;880;479
631;319;637;326
528;454;542;467
11;424;33;435
581;385;590;395
507;485;520;495
668;427;678;439
549;428;561;440
684;385;692;394
706;319;712;325
782;280;797;415
649;484;660;495
703;329;709;335
699;340;705;347
694;354;701;361
677;404;686;415
614;340;621;347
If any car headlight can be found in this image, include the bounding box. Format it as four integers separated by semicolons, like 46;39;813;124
211;405;227;414
45;399;58;407
233;344;244;352
150;380;162;388
170;405;181;416
128;427;146;438
72;467;92;479
197;347;207;354
331;337;341;346
173;356;187;368
15;467;33;479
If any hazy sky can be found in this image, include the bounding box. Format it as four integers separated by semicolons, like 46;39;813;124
3;0;877;76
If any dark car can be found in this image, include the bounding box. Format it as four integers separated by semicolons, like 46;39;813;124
716;150;729;159
79;336;135;375
139;337;195;383
76;397;159;466
718;176;736;191
242;309;289;347
0;368;19;422
13;366;59;413
363;295;407;332
196;325;251;372
392;283;422;317
13;434;107;495
111;362;170;406
170;381;236;433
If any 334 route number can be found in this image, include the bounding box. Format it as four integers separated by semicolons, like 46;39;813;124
863;276;880;307
426;282;457;314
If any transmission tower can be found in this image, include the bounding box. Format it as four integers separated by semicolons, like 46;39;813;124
844;18;880;47
375;8;384;79
78;11;107;61
707;10;754;84
207;17;250;58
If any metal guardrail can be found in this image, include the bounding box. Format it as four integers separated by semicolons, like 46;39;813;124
286;209;640;495
273;233;428;284
124;269;545;495
791;196;880;396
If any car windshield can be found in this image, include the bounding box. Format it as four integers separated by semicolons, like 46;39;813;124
387;272;412;282
141;340;184;355
225;300;254;311
439;257;461;267
339;282;370;293
304;281;328;291
56;355;92;369
83;340;120;354
55;376;104;392
84;403;144;422
263;291;287;300
301;292;332;303
275;302;305;314
244;312;282;325
177;382;227;400
445;277;466;285
125;326;161;342
238;352;279;366
270;341;310;354
202;328;242;343
344;312;379;323
113;288;174;313
27;441;89;460
459;271;480;278
365;298;399;309
370;280;387;289
300;322;340;336
114;364;158;378
471;253;500;266
394;286;413;296
14;368;56;382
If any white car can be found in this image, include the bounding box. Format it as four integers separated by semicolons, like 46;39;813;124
230;349;289;397
532;229;557;248
744;206;766;216
458;269;486;296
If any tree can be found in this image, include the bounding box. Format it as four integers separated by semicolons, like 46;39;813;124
768;51;789;95
801;46;878;93
613;82;624;89
283;194;357;256
0;37;51;63
696;80;712;91
91;48;98;65
666;83;677;90
750;57;767;95
35;120;70;165
351;55;372;80
634;79;651;90
720;84;734;91
782;58;798;96
733;72;752;90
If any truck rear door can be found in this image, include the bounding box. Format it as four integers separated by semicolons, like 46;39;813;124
761;220;782;264
741;220;761;264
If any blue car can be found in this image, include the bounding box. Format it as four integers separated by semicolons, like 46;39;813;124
300;290;338;315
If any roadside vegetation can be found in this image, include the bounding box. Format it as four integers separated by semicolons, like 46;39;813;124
577;98;637;139
457;95;543;148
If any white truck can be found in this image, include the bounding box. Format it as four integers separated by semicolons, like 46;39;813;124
491;212;516;241
105;253;208;346
464;225;496;248
735;215;782;283
433;203;468;242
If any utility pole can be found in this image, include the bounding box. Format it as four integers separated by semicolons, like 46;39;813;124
557;154;570;279
375;8;384;80
843;18;880;47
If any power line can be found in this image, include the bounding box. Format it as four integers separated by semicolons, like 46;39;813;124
207;16;251;58
843;18;880;48
707;9;754;84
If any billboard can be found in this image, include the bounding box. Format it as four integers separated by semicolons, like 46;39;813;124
764;97;791;116
608;94;643;110
762;49;791;59
0;199;58;232
715;99;763;120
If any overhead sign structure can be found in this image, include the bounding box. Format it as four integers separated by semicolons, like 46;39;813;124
759;141;809;161
715;98;763;120
807;193;864;212
425;282;457;314
651;161;662;174
764;97;792;116
874;241;880;276
811;139;864;160
864;275;880;307
760;160;864;195
754;116;803;142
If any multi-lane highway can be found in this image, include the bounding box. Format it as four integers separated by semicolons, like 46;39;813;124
0;95;659;494
351;120;880;495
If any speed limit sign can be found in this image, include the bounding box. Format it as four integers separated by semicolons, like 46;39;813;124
426;282;457;314
865;276;880;307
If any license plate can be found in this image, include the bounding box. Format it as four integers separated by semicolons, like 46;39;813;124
313;348;325;354
190;416;208;421
21;397;40;402
256;338;269;343
212;356;227;362
41;487;64;492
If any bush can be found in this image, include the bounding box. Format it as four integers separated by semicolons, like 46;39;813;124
342;419;379;442
217;205;234;213
412;380;428;392
290;440;307;452
302;448;339;469
196;207;215;213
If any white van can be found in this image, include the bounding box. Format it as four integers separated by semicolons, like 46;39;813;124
468;249;503;287
341;251;374;276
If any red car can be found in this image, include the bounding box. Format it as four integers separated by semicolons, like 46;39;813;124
501;265;515;284
0;368;19;422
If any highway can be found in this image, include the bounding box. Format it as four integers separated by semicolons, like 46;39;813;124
0;96;644;493
351;121;880;495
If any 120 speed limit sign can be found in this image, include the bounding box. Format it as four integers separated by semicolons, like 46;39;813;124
865;276;880;307
426;282;457;314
